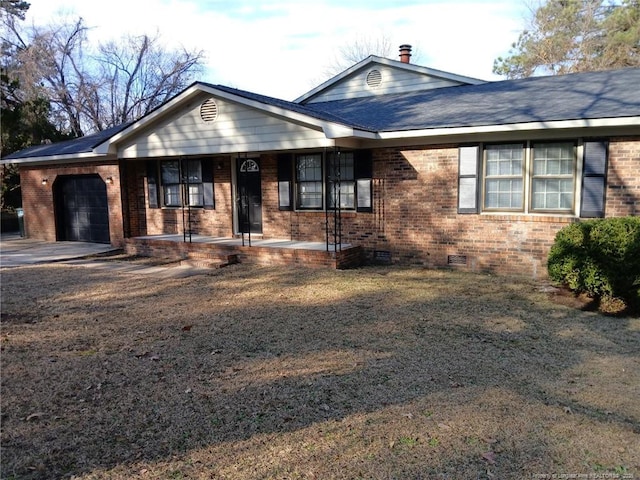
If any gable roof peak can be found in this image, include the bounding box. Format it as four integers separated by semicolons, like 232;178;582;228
295;54;486;104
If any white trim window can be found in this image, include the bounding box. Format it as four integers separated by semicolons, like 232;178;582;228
531;142;575;211
458;140;607;217
482;142;576;213
483;144;524;210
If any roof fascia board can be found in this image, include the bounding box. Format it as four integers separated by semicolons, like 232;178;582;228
196;85;356;138
0;152;114;166
94;84;205;154
370;57;486;84
294;55;486;103
373;117;640;140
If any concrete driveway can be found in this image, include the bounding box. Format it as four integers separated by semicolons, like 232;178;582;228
0;233;118;268
0;234;214;278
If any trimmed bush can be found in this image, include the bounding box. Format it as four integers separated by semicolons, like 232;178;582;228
547;217;640;308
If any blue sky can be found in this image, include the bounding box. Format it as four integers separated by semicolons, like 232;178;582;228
25;0;528;100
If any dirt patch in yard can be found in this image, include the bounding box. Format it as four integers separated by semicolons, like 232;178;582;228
1;262;638;479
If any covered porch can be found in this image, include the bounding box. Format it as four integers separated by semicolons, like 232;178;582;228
124;234;364;269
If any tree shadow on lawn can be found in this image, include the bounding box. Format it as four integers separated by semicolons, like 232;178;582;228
1;264;638;478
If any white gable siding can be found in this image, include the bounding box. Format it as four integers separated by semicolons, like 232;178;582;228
305;66;466;103
118;95;331;158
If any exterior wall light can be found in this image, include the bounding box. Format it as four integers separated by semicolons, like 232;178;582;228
105;176;114;185
41;178;48;185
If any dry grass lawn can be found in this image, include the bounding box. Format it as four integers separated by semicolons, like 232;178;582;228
1;260;639;479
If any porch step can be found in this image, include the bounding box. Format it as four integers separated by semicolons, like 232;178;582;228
180;253;239;269
124;237;363;269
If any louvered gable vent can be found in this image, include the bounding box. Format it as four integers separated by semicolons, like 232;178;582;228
200;98;219;123
366;69;382;88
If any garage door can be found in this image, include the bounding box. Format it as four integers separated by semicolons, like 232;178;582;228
54;175;110;243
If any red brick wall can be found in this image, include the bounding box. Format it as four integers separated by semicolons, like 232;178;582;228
105;136;640;277
606;137;640;216
343;138;639;278
19;162;124;245
17;135;635;277
122;157;234;238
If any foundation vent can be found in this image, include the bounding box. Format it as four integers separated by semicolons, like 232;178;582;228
374;250;392;264
448;255;468;266
200;98;219;123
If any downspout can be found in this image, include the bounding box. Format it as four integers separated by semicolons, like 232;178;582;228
325;148;329;252
334;148;341;252
180;158;186;242
180;158;192;243
186;159;192;243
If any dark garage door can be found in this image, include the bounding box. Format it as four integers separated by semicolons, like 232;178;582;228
54;175;110;243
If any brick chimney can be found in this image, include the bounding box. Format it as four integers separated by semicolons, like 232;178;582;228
399;44;412;63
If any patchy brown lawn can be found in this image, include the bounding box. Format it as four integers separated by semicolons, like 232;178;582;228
1;261;638;479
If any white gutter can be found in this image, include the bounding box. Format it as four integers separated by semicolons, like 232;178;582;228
373;116;640;140
0;151;111;166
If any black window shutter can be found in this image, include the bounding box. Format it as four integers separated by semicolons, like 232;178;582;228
580;141;608;218
202;159;215;209
458;146;480;214
146;160;159;209
355;150;373;213
277;154;293;210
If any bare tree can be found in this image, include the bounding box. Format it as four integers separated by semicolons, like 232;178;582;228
319;34;423;84
97;33;204;129
2;14;205;136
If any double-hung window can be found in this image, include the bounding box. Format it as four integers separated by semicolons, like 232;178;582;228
148;158;214;209
184;160;204;207
161;159;203;207
531;142;575;211
161;161;182;207
482;142;576;213
327;152;355;209
296;154;323;209
484;144;524;210
279;150;372;212
459;140;604;217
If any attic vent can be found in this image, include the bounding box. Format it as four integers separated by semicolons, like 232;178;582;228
366;69;382;88
200;98;218;123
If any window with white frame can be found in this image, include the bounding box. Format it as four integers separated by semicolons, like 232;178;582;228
484;144;524;210
458;140;603;217
482;142;576;213
531;142;575;211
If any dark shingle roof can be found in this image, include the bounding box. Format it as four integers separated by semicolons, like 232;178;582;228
4;68;638;162
305;68;640;131
3;123;130;160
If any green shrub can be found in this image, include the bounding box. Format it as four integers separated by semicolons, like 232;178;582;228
547;217;640;308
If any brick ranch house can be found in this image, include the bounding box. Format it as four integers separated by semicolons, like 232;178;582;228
3;46;640;276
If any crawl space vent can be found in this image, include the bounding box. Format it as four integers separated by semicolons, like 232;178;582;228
200;98;218;123
448;255;467;266
366;69;382;88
